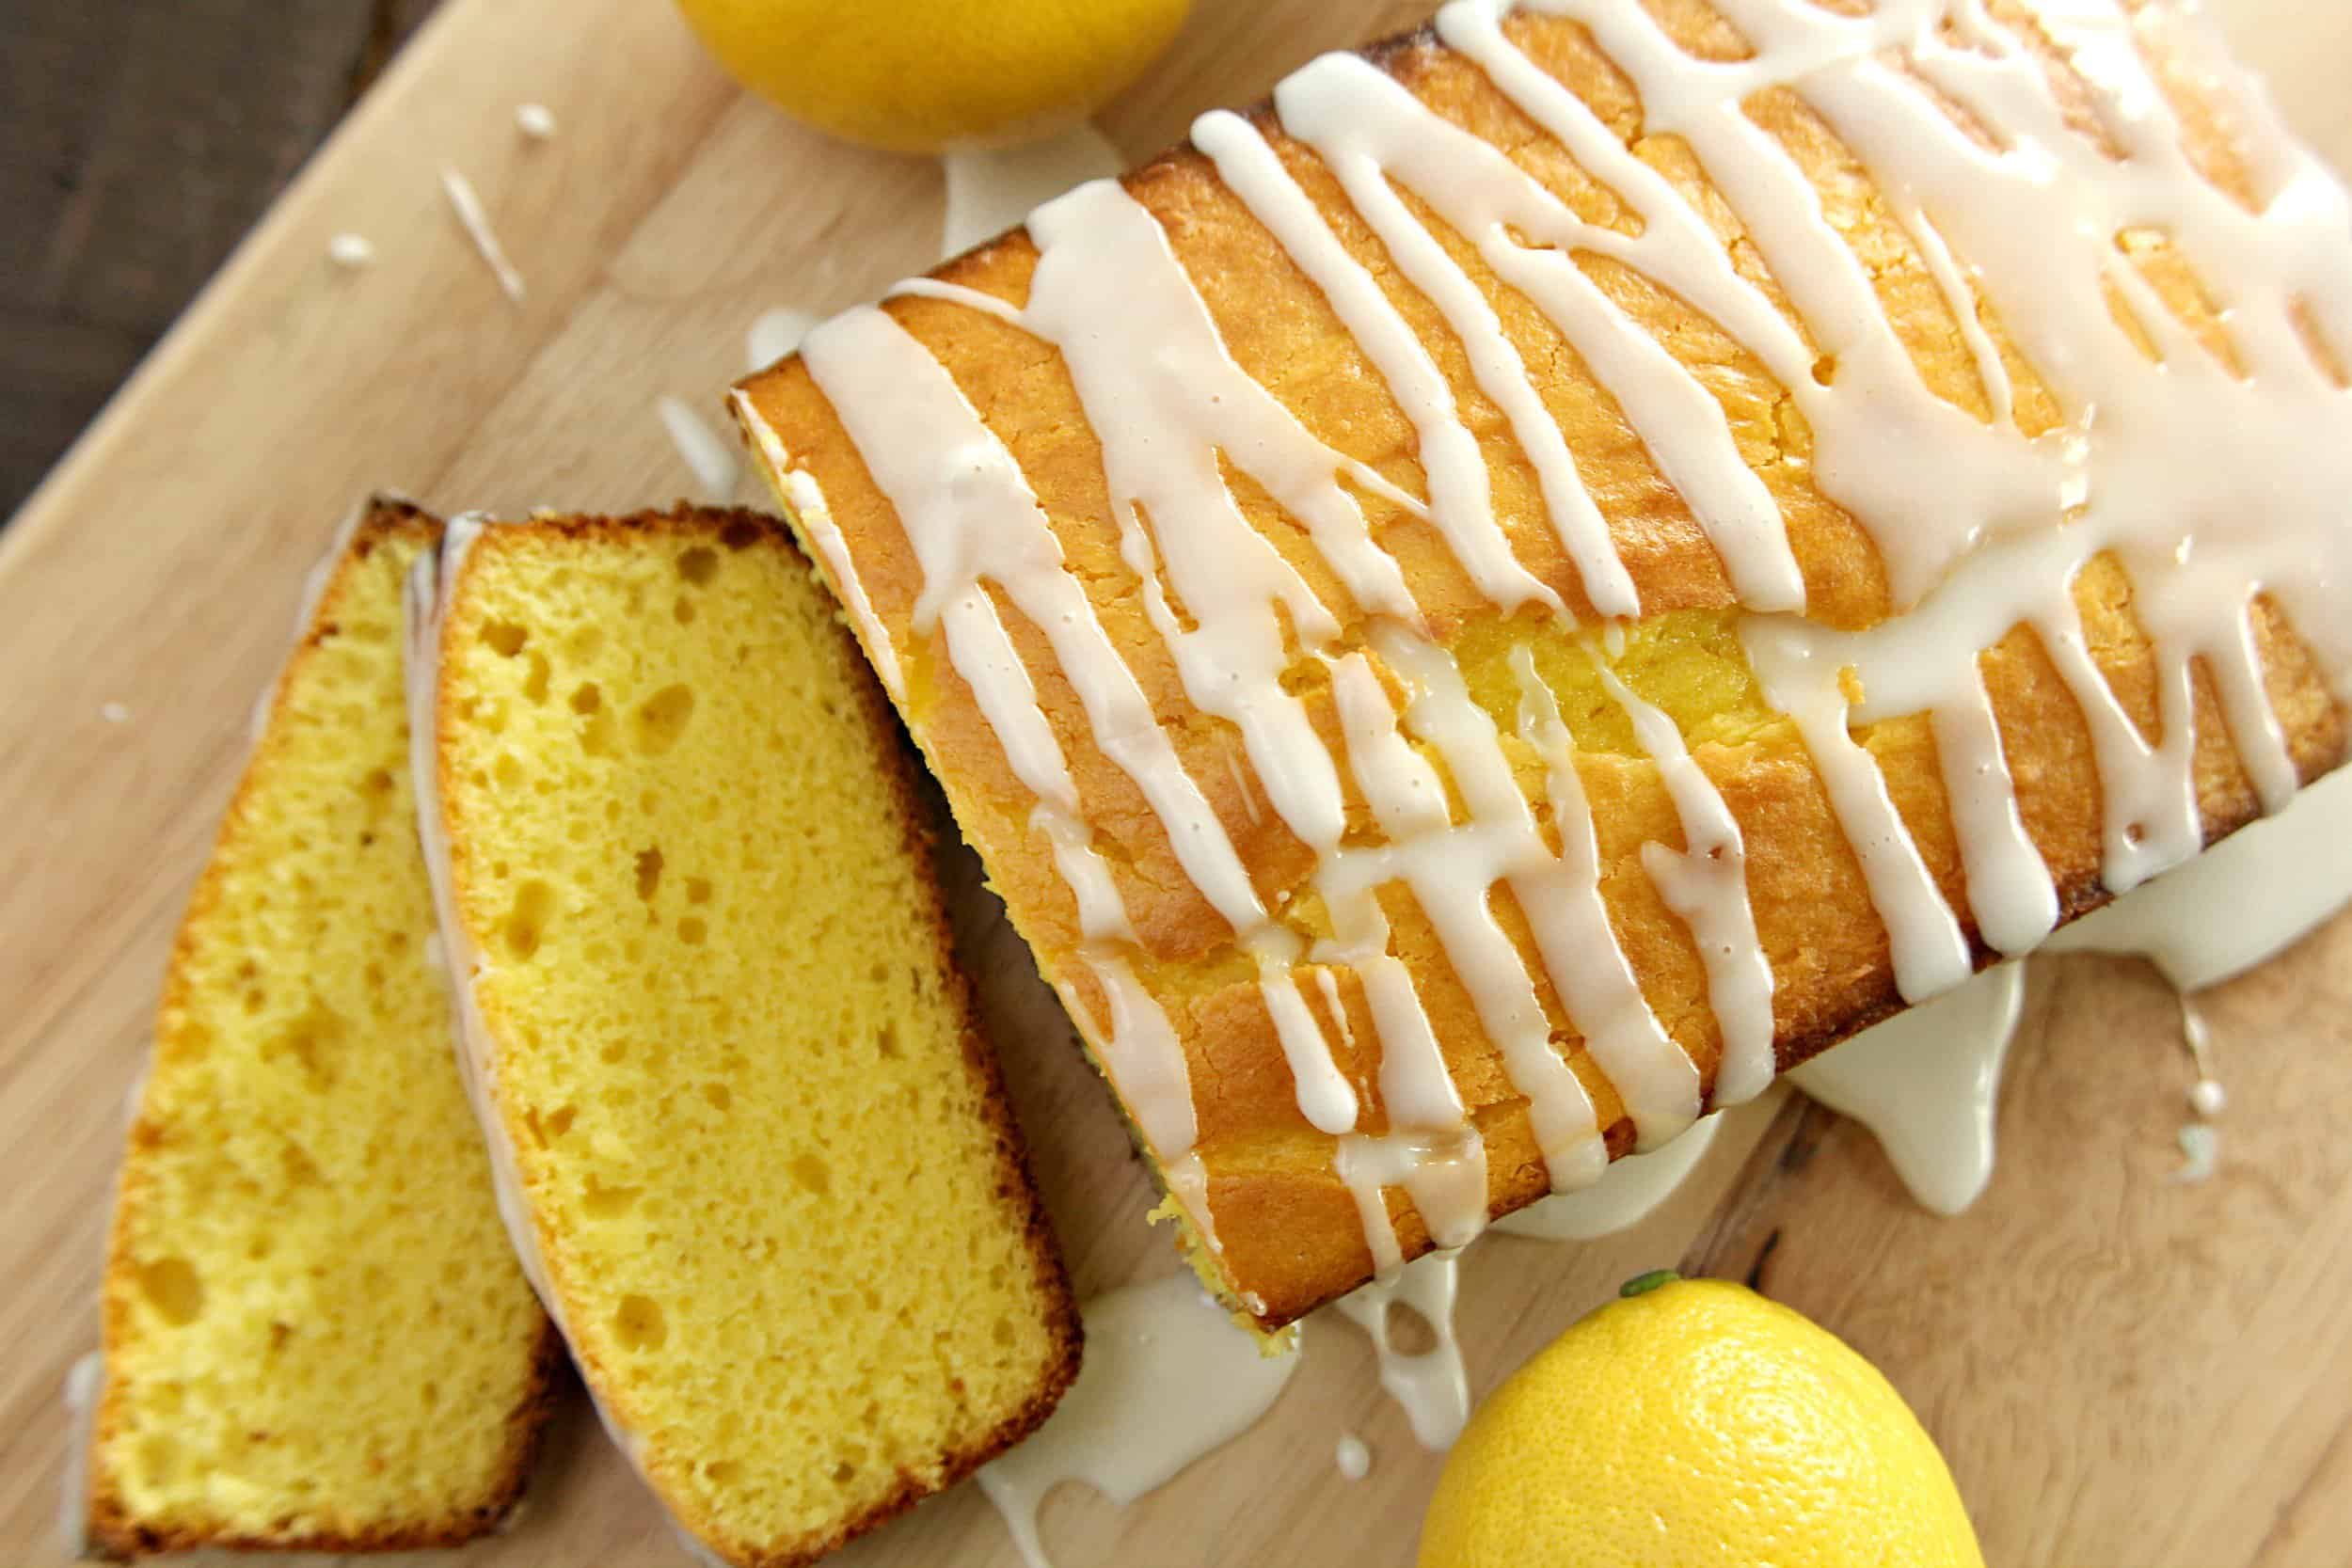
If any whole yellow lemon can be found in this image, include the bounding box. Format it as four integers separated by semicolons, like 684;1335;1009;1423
1420;1274;1984;1568
672;0;1192;154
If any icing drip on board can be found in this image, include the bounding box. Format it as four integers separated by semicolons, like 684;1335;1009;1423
942;124;1127;261
1330;1248;1472;1449
746;0;2352;1317
1797;765;2352;1210
1493;1110;1724;1239
1788;963;2026;1214
977;1275;1299;1568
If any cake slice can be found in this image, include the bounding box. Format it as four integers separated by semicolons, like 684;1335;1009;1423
732;0;2352;1330
87;499;558;1558
406;506;1079;1568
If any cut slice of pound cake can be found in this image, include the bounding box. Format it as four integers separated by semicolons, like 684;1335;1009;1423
406;506;1080;1568
87;499;559;1559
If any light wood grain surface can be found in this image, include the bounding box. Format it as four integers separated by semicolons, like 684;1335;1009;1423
4;1;2349;1563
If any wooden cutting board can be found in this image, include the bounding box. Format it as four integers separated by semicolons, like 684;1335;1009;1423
5;1;2350;1561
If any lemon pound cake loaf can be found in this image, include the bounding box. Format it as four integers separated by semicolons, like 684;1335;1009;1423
87;499;558;1558
406;506;1080;1568
734;0;2352;1330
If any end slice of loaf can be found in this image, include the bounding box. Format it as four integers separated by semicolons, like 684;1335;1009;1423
87;499;560;1560
407;505;1080;1568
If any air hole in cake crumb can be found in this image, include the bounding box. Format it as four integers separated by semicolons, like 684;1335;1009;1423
584;1179;640;1218
503;880;556;958
674;595;698;625
635;847;664;902
1812;353;1839;386
523;650;552;703
483;621;529;657
702;1083;732;1113
705;1460;741;1486
876;1024;901;1059
570;682;602;714
138;1434;181;1486
612;1293;667;1351
686;877;712;904
281;1144;324;1187
599;1039;628;1064
993;1315;1016;1346
722;519;762;550
633;684;696;753
495;753;525;790
867;961;887;983
581;708;618;757
677;546;720;585
789;1152;834;1197
421;1382;440;1409
267;1001;347;1090
547;1105;578;1140
679;916;708;945
1385;1301;1438;1355
138;1258;204;1325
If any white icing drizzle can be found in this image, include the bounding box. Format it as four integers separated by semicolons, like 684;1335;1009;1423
2043;764;2352;990
57;1350;100;1560
942;124;1127;261
2171;1122;2220;1183
1334;1432;1373;1481
1507;645;1701;1147
1273;53;1802;617
1192;108;1573;616
1788;961;2026;1215
438;167;525;303
1330;1247;1471;1449
1493;1109;1723;1239
732;396;904;700
1802;766;2352;1211
1262;960;1359;1135
746;0;2352;1311
1590;657;1777;1104
1327;1241;1468;1457
745;307;818;373
977;1275;1300;1568
656;395;740;499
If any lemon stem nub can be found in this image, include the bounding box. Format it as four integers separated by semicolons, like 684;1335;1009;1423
1620;1269;1679;1298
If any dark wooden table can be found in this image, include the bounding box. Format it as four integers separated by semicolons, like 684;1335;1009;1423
0;0;440;523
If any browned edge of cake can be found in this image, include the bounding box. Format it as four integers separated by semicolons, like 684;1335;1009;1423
85;498;567;1560
424;504;1081;1568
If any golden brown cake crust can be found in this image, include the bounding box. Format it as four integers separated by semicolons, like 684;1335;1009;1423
737;4;2352;1330
87;499;564;1560
429;505;1080;1568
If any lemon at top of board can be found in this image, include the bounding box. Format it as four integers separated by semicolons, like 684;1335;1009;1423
1419;1273;1984;1568
670;0;1192;154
